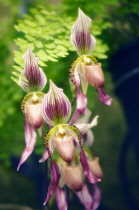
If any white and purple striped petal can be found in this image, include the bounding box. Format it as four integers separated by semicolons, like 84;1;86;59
19;46;47;93
43;80;71;126
71;8;96;55
96;88;112;106
55;187;68;210
43;160;60;205
80;149;101;184
17;118;36;171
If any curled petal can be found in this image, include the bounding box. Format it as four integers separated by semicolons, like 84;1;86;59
63;165;83;192
71;8;96;55
80;149;100;184
39;149;50;162
43;80;71;126
55;187;68;210
96;88;112;106
53;136;75;163
17;119;36;171
84;63;105;88
43;160;60;205
76;115;99;135
19;46;47;93
69;89;87;125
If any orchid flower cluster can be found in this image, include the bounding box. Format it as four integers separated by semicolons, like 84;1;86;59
16;8;112;210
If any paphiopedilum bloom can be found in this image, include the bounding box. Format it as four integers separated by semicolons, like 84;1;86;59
17;47;47;171
70;8;112;108
40;80;101;207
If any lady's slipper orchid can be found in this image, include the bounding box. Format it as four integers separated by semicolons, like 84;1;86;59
41;80;101;206
70;8;112;107
17;47;47;170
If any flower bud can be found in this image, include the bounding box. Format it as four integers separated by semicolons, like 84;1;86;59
53;136;75;163
84;63;105;88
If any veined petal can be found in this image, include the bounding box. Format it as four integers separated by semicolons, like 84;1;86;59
69;89;87;125
96;88;112;106
55;187;68;210
76;115;99;135
80;149;100;184
43;80;71;126
17;119;36;171
71;8;96;55
43;160;60;205
19;46;47;93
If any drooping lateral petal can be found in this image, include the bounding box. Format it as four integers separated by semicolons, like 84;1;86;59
75;184;93;210
43;80;71;126
19;46;47;93
96;88;112;106
69;88;87;125
55;187;68;210
71;8;96;55
43;160;60;205
17;119;36;171
75;115;99;135
80;149;100;184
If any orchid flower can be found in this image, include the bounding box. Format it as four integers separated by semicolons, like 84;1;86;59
41;80;101;206
17;47;47;170
70;8;112;109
